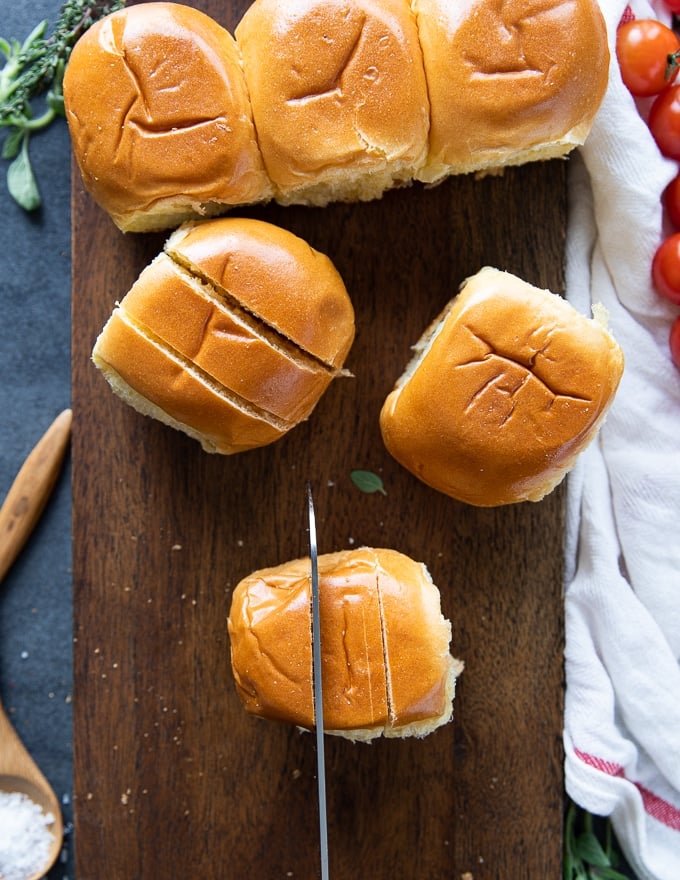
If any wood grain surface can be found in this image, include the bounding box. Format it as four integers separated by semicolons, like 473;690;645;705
71;3;567;876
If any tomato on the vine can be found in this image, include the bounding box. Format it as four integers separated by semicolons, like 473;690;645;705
616;20;680;96
652;233;680;304
649;84;680;159
670;316;680;369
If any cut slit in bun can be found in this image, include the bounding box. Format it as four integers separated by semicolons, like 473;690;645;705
227;547;464;741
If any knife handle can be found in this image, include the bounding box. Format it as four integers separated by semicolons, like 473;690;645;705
0;408;72;585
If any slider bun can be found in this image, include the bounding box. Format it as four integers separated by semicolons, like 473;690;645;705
63;2;272;232
92;218;355;454
413;0;609;183
379;268;625;506
235;0;430;206
227;547;463;741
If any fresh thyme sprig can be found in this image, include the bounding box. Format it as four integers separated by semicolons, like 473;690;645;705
0;0;126;210
564;800;633;880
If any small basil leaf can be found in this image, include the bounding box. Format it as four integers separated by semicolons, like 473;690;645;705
350;470;386;495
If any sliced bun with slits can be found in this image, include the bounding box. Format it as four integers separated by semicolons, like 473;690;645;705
63;2;272;232
379;268;625;507
64;0;609;231
412;0;609;184
235;0;430;206
92;218;355;454
227;547;463;741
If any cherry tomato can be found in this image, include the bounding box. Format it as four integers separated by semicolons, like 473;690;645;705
663;173;680;227
664;0;680;13
649;84;680;159
616;20;680;96
670;316;680;370
652;233;680;304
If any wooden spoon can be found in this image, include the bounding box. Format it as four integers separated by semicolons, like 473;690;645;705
0;698;64;879
0;409;71;876
0;408;72;584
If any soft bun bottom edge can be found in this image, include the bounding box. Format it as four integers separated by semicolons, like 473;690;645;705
319;653;464;743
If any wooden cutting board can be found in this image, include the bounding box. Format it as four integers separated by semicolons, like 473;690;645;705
71;3;566;876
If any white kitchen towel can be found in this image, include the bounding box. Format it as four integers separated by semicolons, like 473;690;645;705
564;0;680;877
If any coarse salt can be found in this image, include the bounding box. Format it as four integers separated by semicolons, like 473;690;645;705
0;790;55;880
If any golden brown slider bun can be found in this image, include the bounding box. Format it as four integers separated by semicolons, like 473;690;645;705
412;0;609;183
63;2;272;232
235;0;430;206
379;268;625;507
227;547;463;741
92;218;355;454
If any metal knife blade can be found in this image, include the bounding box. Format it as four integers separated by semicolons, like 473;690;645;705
307;482;329;880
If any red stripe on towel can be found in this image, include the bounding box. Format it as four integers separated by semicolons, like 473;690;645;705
618;5;635;25
575;748;680;832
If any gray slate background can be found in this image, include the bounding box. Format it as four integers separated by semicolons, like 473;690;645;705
0;1;74;877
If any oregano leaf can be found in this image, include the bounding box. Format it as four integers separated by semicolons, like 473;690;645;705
7;133;40;210
2;127;23;160
350;470;386;495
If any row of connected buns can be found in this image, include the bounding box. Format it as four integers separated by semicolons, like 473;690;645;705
63;0;610;232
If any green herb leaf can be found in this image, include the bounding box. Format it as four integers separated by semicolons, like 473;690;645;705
574;832;611;868
7;133;40;210
594;868;634;880
350;470;387;495
1;0;127;210
564;801;633;880
562;849;581;880
21;20;48;55
2;127;23;159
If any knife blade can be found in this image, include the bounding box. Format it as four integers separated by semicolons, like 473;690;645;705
307;482;329;880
